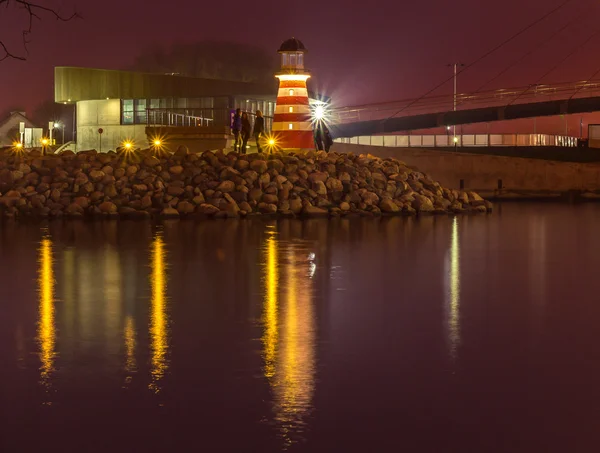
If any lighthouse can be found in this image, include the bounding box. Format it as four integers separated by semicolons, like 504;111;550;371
273;38;314;150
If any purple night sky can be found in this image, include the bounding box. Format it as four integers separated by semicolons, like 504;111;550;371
0;0;598;115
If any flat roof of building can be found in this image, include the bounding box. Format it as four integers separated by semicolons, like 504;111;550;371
54;67;276;103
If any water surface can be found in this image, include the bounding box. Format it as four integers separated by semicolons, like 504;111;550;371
2;203;600;452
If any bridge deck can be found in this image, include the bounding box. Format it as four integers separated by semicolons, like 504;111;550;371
330;80;600;138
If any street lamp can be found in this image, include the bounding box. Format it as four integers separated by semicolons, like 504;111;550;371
53;121;65;145
448;62;465;145
41;138;49;156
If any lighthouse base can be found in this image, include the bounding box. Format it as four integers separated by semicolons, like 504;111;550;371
275;131;314;150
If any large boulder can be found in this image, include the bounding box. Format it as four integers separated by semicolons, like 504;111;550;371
250;160;268;174
258;202;277;214
160;207;180;218
308;172;328;184
412;194;434;212
380;199;400;213
289;198;303;214
302;205;328;216
98;202;117;214
143;156;160;167
216;180;235;193
197;203;220;216
167;185;185;197
326;177;343;192
176;201;195;214
312;181;328;196
89;170;105;182
262;194;279;204
169;165;184;175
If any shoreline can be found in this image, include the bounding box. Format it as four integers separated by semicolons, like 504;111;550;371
0;148;492;221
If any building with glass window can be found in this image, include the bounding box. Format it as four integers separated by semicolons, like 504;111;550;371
54;66;329;152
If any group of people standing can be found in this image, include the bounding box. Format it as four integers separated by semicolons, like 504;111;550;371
231;107;333;153
314;122;334;153
231;108;266;154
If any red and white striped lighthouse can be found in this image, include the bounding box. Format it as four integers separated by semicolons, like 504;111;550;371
272;38;314;150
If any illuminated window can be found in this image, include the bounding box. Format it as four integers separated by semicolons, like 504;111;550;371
134;99;147;124
288;124;293;130
288;107;294;113
121;99;134;125
298;53;304;67
289;54;297;66
289;89;294;96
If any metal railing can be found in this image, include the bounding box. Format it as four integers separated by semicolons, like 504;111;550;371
146;108;273;130
335;134;579;148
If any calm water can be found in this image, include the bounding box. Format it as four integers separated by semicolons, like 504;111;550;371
2;203;600;452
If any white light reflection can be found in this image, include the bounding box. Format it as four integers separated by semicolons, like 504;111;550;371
308;253;316;278
445;217;461;360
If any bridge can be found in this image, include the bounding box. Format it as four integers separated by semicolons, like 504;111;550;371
328;80;600;138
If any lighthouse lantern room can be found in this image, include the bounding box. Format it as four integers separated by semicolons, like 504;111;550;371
273;38;314;150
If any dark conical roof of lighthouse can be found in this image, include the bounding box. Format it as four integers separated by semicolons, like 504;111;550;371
278;37;306;52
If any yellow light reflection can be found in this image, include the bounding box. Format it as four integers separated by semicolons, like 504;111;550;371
263;233;279;379
261;235;316;448
447;217;461;359
37;238;56;390
274;249;315;448
149;235;169;393
124;316;137;375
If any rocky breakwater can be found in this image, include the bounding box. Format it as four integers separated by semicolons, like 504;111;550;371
0;148;491;219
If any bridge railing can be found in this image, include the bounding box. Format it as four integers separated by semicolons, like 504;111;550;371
331;79;600;124
335;134;578;148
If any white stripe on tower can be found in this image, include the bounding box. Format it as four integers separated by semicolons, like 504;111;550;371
274;104;311;114
272;121;312;131
277;87;309;98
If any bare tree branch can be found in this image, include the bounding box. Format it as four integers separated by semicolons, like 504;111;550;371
0;0;79;61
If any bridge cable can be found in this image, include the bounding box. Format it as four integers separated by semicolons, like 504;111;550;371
506;22;600;106
382;0;577;124
568;63;600;100
466;2;596;100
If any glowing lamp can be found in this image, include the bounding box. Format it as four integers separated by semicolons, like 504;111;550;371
122;140;134;150
314;104;325;120
41;138;49;146
268;138;276;146
154;139;161;146
53;122;60;128
453;137;459;143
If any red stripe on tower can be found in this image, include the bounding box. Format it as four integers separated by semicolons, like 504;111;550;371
278;80;308;89
273;37;314;150
275;96;310;106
